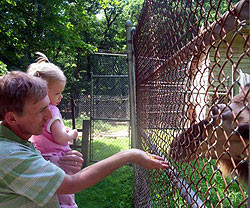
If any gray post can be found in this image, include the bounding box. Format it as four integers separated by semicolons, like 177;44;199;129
126;20;137;148
82;120;90;168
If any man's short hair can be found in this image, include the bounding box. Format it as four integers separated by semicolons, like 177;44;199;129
0;71;48;121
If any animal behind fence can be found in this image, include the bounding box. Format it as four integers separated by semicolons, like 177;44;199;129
169;83;250;185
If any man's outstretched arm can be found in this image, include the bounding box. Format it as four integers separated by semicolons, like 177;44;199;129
56;149;168;194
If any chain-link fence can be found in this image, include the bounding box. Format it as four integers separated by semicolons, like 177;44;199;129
60;95;91;120
59;53;131;164
90;53;131;162
133;0;249;207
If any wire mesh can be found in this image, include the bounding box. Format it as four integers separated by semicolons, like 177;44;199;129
91;52;128;75
90;53;131;161
90;120;130;161
91;76;130;120
59;94;91;120
133;0;249;207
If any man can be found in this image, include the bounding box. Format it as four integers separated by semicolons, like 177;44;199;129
0;71;168;207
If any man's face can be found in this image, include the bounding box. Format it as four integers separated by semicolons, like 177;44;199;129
15;95;52;140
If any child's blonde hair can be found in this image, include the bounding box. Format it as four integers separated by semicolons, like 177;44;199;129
27;52;66;86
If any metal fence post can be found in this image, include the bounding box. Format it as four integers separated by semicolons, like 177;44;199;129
126;20;137;149
82;120;90;168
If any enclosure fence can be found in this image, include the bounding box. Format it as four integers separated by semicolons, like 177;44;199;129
59;53;131;164
132;0;249;207
89;53;131;162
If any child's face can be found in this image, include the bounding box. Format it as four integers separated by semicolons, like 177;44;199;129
48;81;65;106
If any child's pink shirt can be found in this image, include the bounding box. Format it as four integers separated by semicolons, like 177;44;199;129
30;104;71;157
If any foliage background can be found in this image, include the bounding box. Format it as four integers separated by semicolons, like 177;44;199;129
0;0;239;96
0;0;143;96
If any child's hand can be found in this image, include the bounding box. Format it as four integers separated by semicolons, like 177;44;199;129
68;129;78;140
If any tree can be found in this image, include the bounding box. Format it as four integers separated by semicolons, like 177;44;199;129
0;61;8;75
0;0;144;97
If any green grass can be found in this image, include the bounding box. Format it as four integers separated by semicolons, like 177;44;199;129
74;137;134;208
64;118;134;208
75;165;135;208
148;158;248;207
91;137;130;161
182;158;248;207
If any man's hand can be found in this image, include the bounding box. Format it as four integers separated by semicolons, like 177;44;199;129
58;150;84;174
129;149;169;169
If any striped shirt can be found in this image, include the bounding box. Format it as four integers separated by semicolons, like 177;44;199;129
0;124;65;207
